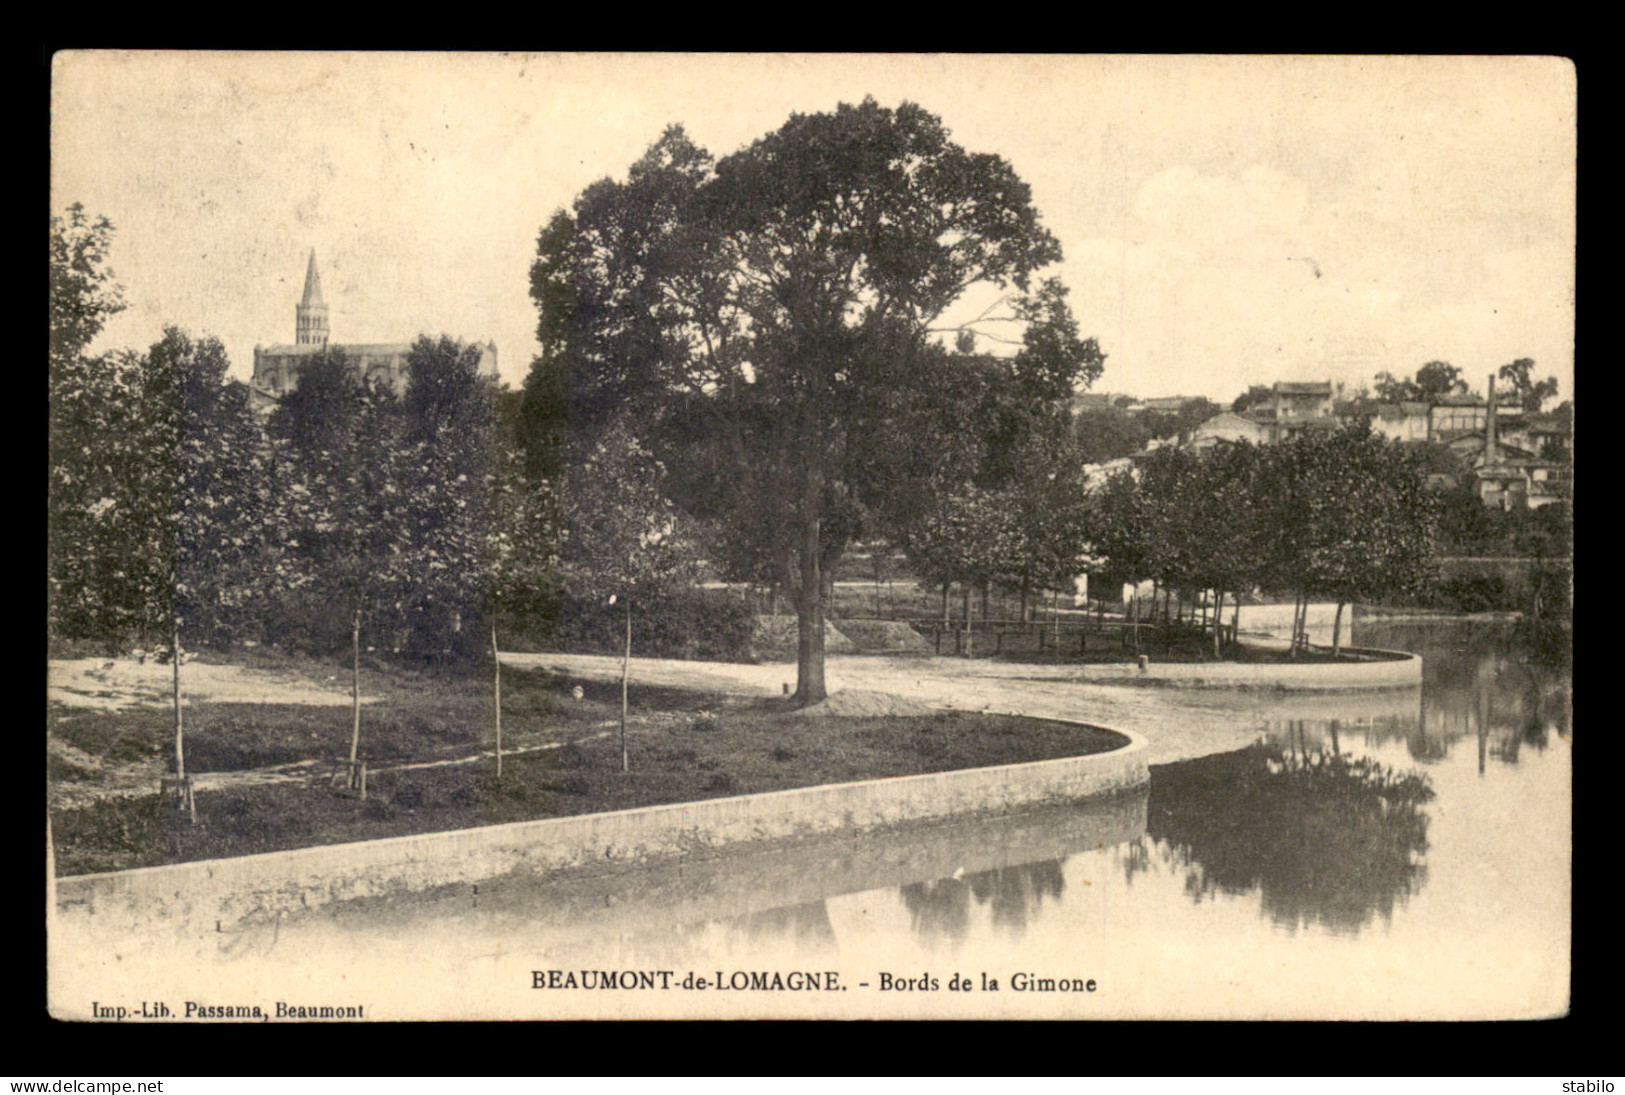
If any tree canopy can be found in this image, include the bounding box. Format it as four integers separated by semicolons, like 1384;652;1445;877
1497;357;1559;412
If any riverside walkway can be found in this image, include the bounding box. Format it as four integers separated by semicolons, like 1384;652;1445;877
497;651;1422;766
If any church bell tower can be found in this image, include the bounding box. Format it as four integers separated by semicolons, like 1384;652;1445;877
296;249;330;346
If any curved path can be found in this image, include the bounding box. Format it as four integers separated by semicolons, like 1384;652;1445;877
498;652;1424;766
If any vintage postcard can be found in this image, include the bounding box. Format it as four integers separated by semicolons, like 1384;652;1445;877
48;52;1573;1021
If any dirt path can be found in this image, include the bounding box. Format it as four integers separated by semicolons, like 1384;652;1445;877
47;657;377;711
500;651;1423;766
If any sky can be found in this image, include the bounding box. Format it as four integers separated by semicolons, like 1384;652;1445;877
50;52;1575;404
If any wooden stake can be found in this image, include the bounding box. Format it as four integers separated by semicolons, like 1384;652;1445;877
172;618;184;783
621;598;631;773
492;619;503;780
349;605;363;776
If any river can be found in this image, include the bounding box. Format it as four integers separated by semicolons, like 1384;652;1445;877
48;620;1569;1021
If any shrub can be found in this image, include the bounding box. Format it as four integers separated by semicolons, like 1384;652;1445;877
1433;574;1515;613
505;586;755;662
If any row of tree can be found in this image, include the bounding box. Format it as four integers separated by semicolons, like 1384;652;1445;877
1091;427;1438;657
890;422;1441;660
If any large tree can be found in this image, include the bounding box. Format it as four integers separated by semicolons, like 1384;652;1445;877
1258;425;1438;655
1413;360;1468;399
1496;357;1559;413
528;100;1094;703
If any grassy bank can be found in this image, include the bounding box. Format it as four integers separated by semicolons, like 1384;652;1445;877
49;655;1124;876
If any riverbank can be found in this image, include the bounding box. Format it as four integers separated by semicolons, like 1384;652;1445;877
49;639;1424;881
49;649;1134;876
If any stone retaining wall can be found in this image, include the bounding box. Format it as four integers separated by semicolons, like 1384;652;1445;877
55;720;1149;936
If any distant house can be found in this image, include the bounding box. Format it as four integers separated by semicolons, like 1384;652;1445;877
1079;456;1135;488
1426;390;1516;440
1243;380;1338;442
1188;412;1270;451
1337;399;1431;442
1452;374;1573;510
1472;456;1571;510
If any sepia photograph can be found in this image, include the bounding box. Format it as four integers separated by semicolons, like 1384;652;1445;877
47;52;1573;1022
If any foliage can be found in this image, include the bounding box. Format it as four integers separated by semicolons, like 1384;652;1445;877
559;417;698;605
49;204;126;372
50;317;278;649
161;330;280;647
1372;370;1423;403
1071;398;1220;464
1430;574;1516;614
1231;384;1275;414
269;352;420;640
266;338;514;664
1414;360;1468;398
1497;357;1559;413
1260;424;1439;608
516;586;755;661
49;207;140;642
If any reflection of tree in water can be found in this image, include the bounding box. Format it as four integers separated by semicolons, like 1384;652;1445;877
1358;621;1570;765
900;860;1066;948
1145;745;1435;935
732;900;839;954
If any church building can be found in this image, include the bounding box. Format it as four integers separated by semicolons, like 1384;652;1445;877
250;250;497;412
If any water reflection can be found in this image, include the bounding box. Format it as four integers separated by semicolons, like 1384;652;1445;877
1355;620;1571;769
732;901;839;954
1139;744;1435;936
900;860;1067;949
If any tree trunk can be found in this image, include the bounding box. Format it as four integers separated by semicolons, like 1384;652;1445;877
172;617;184;781
793;471;827;706
1230;596;1241;653
621;599;631;772
1332;600;1346;659
492;619;503;780
349;605;362;768
962;583;973;657
980;580;990;622
1019;581;1029;623
1212;590;1224;659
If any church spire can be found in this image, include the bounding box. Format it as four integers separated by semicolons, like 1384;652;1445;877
296;248;330;346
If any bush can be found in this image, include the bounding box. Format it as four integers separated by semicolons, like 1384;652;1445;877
503;586;755;662
1432;574;1515;613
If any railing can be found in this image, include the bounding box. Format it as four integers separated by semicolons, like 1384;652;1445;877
859;615;1235;657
